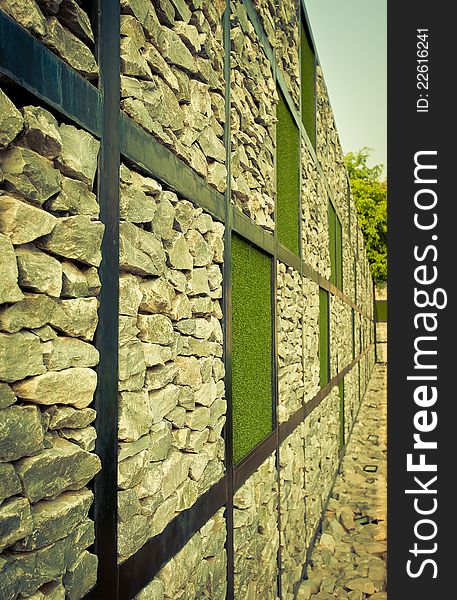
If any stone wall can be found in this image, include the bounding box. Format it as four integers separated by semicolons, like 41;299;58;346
0;1;377;598
303;387;340;554
0;0;98;80
135;508;227;600
275;0;299;110
233;454;279;599
375;284;387;362
120;0;227;193
231;0;277;231
117;163;225;562
330;295;352;378
279;424;306;600
0;85;102;599
302;277;320;405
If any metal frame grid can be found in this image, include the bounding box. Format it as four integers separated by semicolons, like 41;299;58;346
0;1;375;598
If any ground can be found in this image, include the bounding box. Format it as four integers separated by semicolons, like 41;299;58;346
298;364;387;599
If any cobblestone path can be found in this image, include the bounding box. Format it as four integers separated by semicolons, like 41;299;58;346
298;364;387;600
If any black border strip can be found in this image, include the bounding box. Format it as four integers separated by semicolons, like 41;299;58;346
0;10;102;136
90;1;120;598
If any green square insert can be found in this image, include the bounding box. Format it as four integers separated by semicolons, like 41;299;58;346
277;89;300;256
232;234;273;464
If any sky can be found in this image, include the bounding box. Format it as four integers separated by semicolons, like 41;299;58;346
305;0;387;176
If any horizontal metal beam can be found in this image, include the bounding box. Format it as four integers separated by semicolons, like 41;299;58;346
232;207;276;255
99;343;373;600
118;476;228;599
0;10;102;137
120;112;225;222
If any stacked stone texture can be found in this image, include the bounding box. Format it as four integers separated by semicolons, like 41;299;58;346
117;163;226;562
277;263;304;422
376;298;387;362
0;0;98;80
120;0;227;193
303;388;340;554
251;0;275;46
0;86;102;599
301;147;331;280
134;508;227;600
230;0;277;231
330;296;352;379
343;367;359;443
298;365;387;600
233;455;279;599
275;0;300;109
279;424;307;599
316;67;347;204
301;142;320;273
302;278;320;404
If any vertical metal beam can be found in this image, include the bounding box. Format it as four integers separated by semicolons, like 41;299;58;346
222;3;234;598
93;1;120;598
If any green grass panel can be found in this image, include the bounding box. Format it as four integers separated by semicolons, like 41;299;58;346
301;21;316;147
232;235;273;464
276;90;300;255
319;288;329;387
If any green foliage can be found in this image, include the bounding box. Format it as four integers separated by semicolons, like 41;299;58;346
277;90;300;255
232;235;273;464
345;148;387;283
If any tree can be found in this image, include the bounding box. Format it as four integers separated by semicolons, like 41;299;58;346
345;148;387;284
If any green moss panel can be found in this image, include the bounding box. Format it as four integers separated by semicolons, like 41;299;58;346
319;288;329;387
300;20;316;147
276;90;300;256
232;235;273;464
